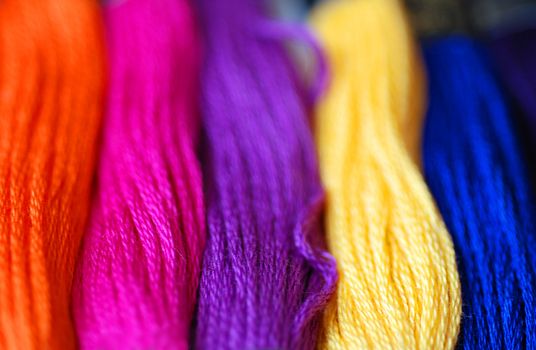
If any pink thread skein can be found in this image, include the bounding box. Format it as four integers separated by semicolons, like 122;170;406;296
72;0;205;349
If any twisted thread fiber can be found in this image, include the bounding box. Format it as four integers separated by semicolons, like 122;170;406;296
422;37;536;349
0;1;105;349
72;0;205;349
311;0;461;348
194;0;337;349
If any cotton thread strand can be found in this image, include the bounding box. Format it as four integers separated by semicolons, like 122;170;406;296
0;1;105;348
72;0;205;349
194;0;337;349
422;36;536;349
311;0;461;348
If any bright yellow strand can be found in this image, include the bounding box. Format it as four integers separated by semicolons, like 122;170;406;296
311;0;461;348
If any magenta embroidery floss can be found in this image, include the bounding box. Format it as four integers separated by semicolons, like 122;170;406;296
193;0;337;349
72;0;205;349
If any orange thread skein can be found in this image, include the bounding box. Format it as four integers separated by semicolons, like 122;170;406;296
0;1;105;348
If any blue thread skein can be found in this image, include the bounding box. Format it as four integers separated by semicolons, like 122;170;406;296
422;36;536;349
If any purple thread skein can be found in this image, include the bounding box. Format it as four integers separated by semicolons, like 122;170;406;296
193;0;337;349
489;28;536;144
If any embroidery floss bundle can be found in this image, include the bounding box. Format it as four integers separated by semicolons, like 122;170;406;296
0;1;105;349
489;28;536;139
310;0;461;348
194;0;337;349
72;0;205;349
422;36;536;349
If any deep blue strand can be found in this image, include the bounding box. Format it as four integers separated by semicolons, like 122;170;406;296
422;36;536;349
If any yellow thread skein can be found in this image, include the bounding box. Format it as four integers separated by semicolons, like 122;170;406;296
311;0;461;348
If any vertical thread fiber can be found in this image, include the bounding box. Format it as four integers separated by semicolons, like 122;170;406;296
73;0;205;349
0;1;105;349
422;36;536;349
194;0;337;349
311;0;461;348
